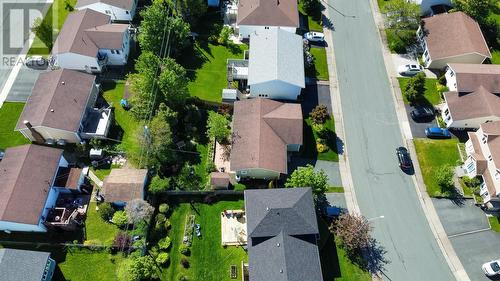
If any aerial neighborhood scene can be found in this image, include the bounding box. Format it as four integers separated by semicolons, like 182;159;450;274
1;0;500;280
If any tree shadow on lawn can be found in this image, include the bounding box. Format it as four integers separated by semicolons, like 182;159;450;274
177;43;210;81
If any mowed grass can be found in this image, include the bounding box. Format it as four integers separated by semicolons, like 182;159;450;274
28;0;77;55
58;249;126;281
299;3;323;32
0;102;30;150
179;43;247;103
309;47;329;80
163;200;247;281
398;78;442;105
85;202;120;246
303;117;339;162
489;216;500;233
102;81;142;162
414;138;460;197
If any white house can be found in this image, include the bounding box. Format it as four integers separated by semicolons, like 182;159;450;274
236;0;299;39
444;63;500;92
410;0;452;16
230;99;303;180
15;69;112;144
75;0;138;21
464;122;500;204
0;145;89;232
248;28;305;100
417;12;491;69
51;9;130;73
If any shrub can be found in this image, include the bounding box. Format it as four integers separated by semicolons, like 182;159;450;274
316;141;328;153
179;244;191;256
112;232;132;252
217;26;232;45
112;211;129;228
158;236;172;250
156;252;170;265
98;202;115;221
164;219;171;230
310;105;329;124
435;165;454;190
301;0;321;15
159;203;170;215
180;257;190;268
333;213;372;253
205;161;217;173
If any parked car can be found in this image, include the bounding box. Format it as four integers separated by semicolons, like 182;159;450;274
425;127;451;139
410;106;435;122
304;32;325;43
397;64;424;76
396;147;412;170
482;259;500;276
25;56;47;68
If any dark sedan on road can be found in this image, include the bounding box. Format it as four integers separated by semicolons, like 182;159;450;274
396;147;412;170
410;106;435;122
425;127;451;139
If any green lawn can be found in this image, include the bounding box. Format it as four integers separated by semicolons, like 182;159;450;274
303;117;339;162
85;202;120;246
102;81;143;164
308;47;329;81
0;102;30;150
492;50;500;64
178;43;247;103
414;139;461;197
162;200;247;281
299;3;323;32
398;78;442;105
58;249;126;281
489;216;500;233
194;143;209;187
28;0;77;55
327;186;344;193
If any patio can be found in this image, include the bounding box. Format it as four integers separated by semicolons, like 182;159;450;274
214;141;231;172
221;210;247;246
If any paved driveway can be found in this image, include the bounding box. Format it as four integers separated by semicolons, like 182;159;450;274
405;104;438;138
5;67;45;102
327;0;454;279
432;198;489;236
390;54;437;78
302;83;332;114
288;157;342;187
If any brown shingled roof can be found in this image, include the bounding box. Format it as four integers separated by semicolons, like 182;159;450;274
230;99;302;174
210;172;231;188
52;9;128;57
444;86;500;121
101;169;147;203
448;63;500;93
468;132;488;174
237;0;299;27
15;69;95;133
76;0;136;10
0;145;63;225
422;12;491;60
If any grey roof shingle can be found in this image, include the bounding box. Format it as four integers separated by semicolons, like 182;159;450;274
248;28;305;88
0;248;51;281
244;188;323;281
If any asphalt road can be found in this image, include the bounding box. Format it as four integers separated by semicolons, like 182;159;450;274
327;0;455;280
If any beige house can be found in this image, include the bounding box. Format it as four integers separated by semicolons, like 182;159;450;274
230;98;302;180
464;122;500;205
15;69;112;144
417;12;491;69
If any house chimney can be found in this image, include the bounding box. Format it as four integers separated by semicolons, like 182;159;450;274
23;120;45;144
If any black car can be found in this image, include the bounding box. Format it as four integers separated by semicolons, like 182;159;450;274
410;106;435;122
396;147;412;170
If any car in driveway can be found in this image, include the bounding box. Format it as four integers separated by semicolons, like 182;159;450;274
25;56;48;69
396;147;412;170
410;106;435;122
398;64;424;76
304;32;325;43
425;127;451;139
482;259;500;276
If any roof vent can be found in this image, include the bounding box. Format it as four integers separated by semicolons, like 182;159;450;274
50;109;54;112
266;207;269;211
279;269;283;273
61;81;65;85
276;243;280;247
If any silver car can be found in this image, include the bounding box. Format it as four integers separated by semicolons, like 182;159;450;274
482;259;500;276
397;64;424;76
304;32;325;42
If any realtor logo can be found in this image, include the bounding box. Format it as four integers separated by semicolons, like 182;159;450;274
1;1;53;65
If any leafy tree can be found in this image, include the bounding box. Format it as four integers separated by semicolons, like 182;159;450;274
31;18;53;50
301;0;321;15
385;0;420;30
159;203;170;214
138;0;190;57
310;105;329;124
175;164;201;190
158;58;190;109
218;26;232;45
156;252;170;265
149;175;171;194
98;202;115;221
112;232;132;252
176;0;207;26
333;213;372;253
129;256;158;280
112;211;129;228
404;72;426;103
158;236;172;250
435;165;454;190
452;0;490;24
207;111;231;142
125;199;155;224
285;165;329;197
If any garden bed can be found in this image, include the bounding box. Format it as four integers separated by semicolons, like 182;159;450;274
303;117;339;162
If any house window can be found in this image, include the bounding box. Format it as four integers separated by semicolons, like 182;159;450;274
116;50;121;55
105;10;111;14
90;66;98;70
489;155;493;161
495;170;500;180
449;70;454;77
444;108;449;116
126;11;130;14
111;50;116;54
264;26;269;29
482;135;487;144
466;161;475;173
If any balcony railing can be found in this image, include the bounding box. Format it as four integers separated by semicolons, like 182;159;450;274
81;107;112;139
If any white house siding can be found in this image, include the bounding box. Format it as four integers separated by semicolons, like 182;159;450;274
54;53;102;73
100;31;130;65
249;80;301;100
443;113;500;129
425;52;488;70
77;3;136;21
236;168;281;180
18;126;81;143
444;67;458;91
238;25;296;39
410;0;452;15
